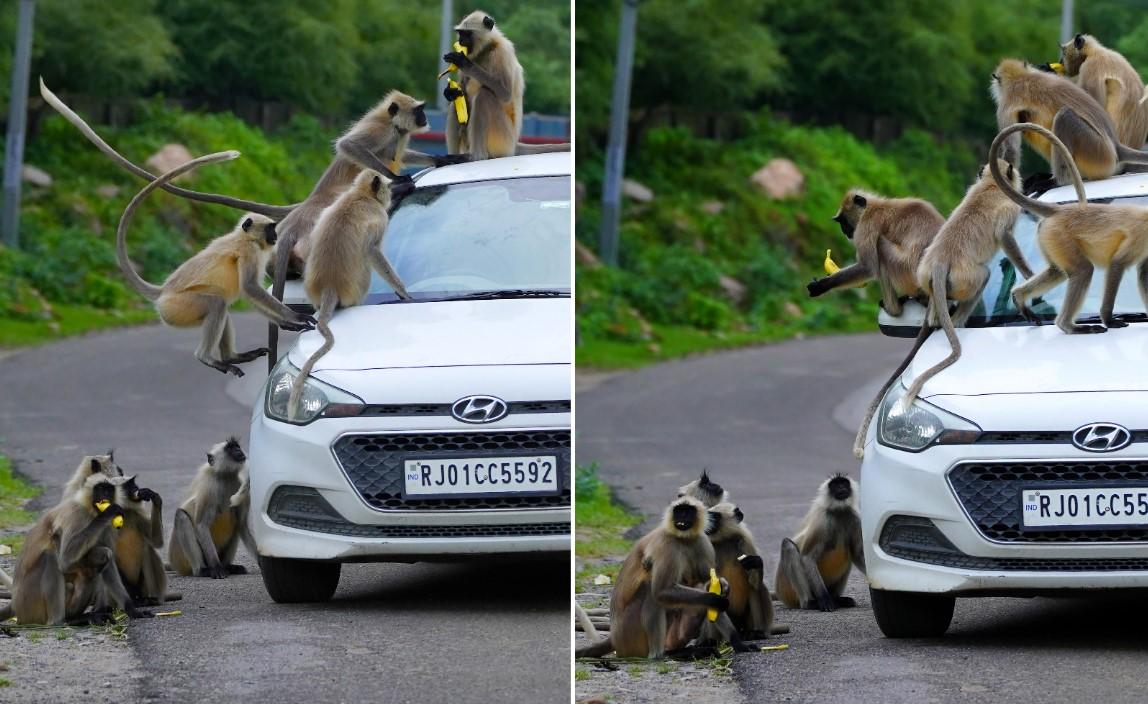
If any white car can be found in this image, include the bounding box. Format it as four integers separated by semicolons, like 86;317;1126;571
248;153;571;603
860;171;1148;637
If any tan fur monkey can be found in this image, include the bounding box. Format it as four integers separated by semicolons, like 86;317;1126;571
0;475;151;625
852;161;1030;458
701;503;774;639
990;58;1148;187
808;191;945;314
1061;34;1148;149
169;438;256;579
286;169;407;421
111;476;167;606
676;470;728;507
775;474;864;612
574;496;750;659
62;452;122;499
117;151;316;377
989;122;1148;334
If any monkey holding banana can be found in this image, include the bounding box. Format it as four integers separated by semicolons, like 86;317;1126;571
808;190;945;315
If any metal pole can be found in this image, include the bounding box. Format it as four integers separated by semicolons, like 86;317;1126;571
2;0;35;249
1060;0;1074;44
437;0;454;112
598;0;640;267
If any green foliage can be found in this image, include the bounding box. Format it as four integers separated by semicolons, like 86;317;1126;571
575;463;640;561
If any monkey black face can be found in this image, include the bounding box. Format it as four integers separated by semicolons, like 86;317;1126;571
672;502;699;532
733;506;744;523
827;474;853;501
457;29;475;50
264;222;278;246
121;476;141;501
833;213;855;239
414;103;428;128
1074;33;1085;50
224;437;246;464
91;481;116;507
696;470;723;501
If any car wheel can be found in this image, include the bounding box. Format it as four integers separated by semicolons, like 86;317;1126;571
870;587;955;638
259;556;341;603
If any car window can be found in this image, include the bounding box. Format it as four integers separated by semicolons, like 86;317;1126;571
968;195;1148;327
365;175;571;302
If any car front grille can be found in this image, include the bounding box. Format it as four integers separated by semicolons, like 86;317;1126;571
949;460;1148;542
332;430;571;511
267;485;570;538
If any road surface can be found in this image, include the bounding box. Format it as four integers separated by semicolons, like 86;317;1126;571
0;315;569;704
577;333;1148;704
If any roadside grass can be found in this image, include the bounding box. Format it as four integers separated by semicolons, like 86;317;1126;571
575;463;641;594
0;304;155;348
0;453;41;554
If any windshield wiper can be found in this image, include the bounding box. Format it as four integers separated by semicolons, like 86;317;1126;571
1075;313;1148;324
436;289;569;301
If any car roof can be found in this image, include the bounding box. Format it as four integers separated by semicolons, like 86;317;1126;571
1041;170;1148;203
412;151;571;187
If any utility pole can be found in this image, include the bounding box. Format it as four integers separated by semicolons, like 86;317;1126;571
437;0;454;112
2;0;35;249
1060;0;1074;44
598;0;640;267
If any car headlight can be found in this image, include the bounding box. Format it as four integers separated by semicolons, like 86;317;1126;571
265;357;365;425
877;383;981;452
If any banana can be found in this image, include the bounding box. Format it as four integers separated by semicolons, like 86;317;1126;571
706;568;721;622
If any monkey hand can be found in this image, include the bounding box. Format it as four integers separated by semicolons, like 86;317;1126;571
704;593;730;612
134;487;161;505
279;315;316;332
443;51;472;68
197;565;229;579
100;504;126;522
807;277;829;297
736;554;764;572
390;178;417;201
433;153;470;168
443;84;465;102
126;605;155;619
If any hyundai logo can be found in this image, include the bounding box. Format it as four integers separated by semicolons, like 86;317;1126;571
1071;423;1132;453
451;395;509;424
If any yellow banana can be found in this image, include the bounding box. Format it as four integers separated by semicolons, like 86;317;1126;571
439;42;470;125
112;515;124;529
824;249;840;275
95;500;110;513
1050;62;1064;74
706;568;721;622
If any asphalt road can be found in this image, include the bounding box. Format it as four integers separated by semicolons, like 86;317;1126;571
0;314;569;704
577;333;1148;704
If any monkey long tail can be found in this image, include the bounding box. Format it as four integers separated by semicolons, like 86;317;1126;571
40;79;297;220
575;603;601;641
852;323;934;459
514;142;571;155
287;290;337;421
117;150;241;301
900;268;962;412
989;122;1086;218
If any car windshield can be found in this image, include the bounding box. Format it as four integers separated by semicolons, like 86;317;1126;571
364;175;570;303
968;194;1148;327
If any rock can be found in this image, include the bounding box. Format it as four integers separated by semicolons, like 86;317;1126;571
719;274;747;305
622;178;654;202
95;184;121;199
592;574;612;586
21;164;52;188
145;144;196;180
0;544;10;555
700;200;724;215
575;240;601;268
784;301;803;318
750;158;804;199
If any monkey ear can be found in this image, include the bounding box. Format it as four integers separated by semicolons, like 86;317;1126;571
852;194;867;208
1075;33;1085;50
1007;163;1015;179
978;165;985;180
483;15;495;30
90;458;101;474
371;175;382;194
387;102;400;117
734;507;744;523
242;217;253;232
206;452;214;466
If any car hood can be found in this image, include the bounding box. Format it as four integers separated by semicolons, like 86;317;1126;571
287;298;571;372
908;324;1148;398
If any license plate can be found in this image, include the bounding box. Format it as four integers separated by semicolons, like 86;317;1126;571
1021;487;1148;528
403;456;558;497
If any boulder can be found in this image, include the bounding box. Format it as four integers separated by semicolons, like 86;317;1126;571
21;165;51;188
750;158;804;199
575;240;601;268
145;144;196;180
95;184;121;199
622;178;654;202
719;275;747;305
700;200;725;215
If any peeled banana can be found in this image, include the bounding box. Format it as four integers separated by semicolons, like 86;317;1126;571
706;568;721;622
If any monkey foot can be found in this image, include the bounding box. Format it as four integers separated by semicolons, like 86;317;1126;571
197;566;229;579
227;348;269;364
1069;324;1107;334
1103;319;1129;329
834;596;857;608
127;607;155;619
226;565;248;575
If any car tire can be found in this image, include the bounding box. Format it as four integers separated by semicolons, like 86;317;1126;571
870;587;955;638
259;556;341;603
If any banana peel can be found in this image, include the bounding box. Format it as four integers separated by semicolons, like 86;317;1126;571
439;42;470;125
706;568;721;622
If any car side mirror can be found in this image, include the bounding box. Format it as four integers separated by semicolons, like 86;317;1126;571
878;299;926;338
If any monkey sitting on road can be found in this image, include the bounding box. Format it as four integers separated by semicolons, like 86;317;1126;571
852;161;1031;458
808;190;945;315
111;476;166;606
287;169;408;421
1061;34;1148;150
117;151;316;377
169;438;255;579
574;496;750;658
62;452;122;499
676;470;728;507
775;474;864;613
0;474;151;625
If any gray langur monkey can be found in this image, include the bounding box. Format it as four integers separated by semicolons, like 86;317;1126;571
111;475;167;606
775;474;864;613
989;122;1148;335
852;160;1030;458
574;496;751;659
0;474;152;625
116;151;316;376
169;438;256;579
442;11;570;159
699;503;774;639
991;58;1148;189
62;452;122;500
286;169;407;421
1061;34;1148;149
807;190;945;315
676;470;728;507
